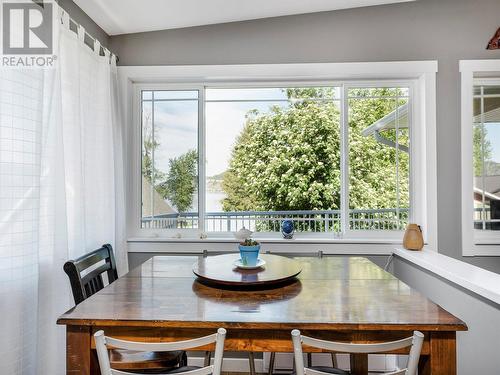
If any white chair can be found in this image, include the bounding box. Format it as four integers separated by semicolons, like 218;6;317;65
291;329;424;375
94;328;226;375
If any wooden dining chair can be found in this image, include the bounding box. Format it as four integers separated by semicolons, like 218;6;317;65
63;244;118;305
291;329;424;375
94;328;227;375
63;244;187;372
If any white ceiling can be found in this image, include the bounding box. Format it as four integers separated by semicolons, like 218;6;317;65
74;0;415;36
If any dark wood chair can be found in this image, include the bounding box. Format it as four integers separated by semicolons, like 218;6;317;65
63;244;187;373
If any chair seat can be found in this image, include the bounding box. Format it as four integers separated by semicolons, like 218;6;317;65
165;366;203;374
308;366;350;375
110;349;185;371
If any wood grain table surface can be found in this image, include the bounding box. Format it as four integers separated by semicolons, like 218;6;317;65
58;255;467;375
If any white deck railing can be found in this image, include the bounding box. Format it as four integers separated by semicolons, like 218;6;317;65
141;208;409;232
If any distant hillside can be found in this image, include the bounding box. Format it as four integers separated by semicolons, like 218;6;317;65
208;172;226;181
207;171;226;193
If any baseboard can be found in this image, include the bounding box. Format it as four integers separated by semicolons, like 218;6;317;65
188;356;265;373
188;353;396;373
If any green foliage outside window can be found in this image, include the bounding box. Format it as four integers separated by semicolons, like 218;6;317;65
222;88;410;222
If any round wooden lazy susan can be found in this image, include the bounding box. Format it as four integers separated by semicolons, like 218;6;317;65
192;253;302;289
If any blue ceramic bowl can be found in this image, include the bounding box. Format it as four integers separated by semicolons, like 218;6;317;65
238;244;261;267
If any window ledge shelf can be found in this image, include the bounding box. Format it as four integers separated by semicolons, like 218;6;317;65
393;248;500;305
128;237;402;244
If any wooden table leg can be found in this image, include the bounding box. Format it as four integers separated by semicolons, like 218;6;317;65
419;332;456;375
248;352;256;375
66;325;92;375
350;353;368;375
418;355;430;375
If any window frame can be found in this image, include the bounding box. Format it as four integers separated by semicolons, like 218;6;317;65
120;62;437;250
460;59;500;256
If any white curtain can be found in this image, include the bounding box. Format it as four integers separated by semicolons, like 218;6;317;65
0;7;125;374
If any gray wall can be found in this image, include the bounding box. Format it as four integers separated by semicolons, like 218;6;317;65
108;0;500;271
57;0;109;47
393;256;500;374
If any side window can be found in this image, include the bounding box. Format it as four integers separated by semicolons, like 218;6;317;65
472;83;500;232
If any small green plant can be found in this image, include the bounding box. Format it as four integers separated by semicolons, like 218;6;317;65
240;238;260;246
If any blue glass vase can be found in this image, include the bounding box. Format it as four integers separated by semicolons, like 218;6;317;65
281;219;294;239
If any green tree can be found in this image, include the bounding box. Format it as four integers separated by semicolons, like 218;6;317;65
347;89;409;210
222;88;409;219
142;110;197;214
473;124;493;177
142;111;166;186
159;150;198;213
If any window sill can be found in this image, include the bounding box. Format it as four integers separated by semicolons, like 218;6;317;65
393;248;500;305
127;237;402;255
127;236;402;244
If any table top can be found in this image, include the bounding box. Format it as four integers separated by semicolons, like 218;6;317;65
192;254;302;287
57;255;467;332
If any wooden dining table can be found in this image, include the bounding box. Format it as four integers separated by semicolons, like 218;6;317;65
57;255;467;375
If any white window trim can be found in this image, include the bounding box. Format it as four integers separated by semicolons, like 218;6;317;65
460;59;500;256
118;61;438;252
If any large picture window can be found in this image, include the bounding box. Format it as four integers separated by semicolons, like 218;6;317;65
139;83;413;237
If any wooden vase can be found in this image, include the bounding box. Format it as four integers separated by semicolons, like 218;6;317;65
403;224;424;251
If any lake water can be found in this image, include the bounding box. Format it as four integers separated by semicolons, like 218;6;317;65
206;191;225;212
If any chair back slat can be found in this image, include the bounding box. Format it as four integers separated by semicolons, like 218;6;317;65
292;330;424;375
64;244;118;305
94;328;227;375
74;247;113;272
105;333;219;352
84;274;104;297
80;262;111;286
110;365;215;375
301;335;415;354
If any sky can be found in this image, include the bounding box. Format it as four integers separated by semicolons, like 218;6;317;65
486;124;500;164
144;87;413;178
149;100;198;174
205;100;289;176
146;88;316;178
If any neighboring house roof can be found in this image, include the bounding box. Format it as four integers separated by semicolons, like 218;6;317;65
474;175;500;197
473;95;500;123
473;107;500;124
142;176;177;217
362;103;409;152
474;186;500;202
362;103;409;137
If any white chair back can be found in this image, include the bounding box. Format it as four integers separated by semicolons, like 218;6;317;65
291;330;423;375
94;328;226;375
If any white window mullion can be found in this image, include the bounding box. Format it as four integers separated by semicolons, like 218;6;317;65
150;91;156;220
480;85;486;231
395;95;401;230
340;84;350;236
198;86;206;231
